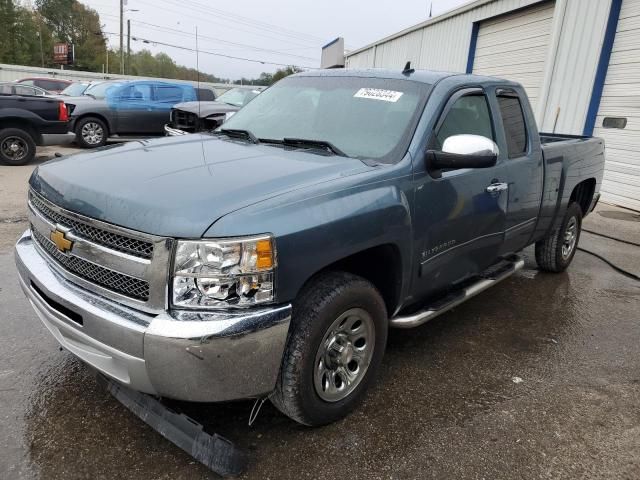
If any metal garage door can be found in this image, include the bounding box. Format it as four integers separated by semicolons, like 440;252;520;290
473;1;555;112
594;0;640;211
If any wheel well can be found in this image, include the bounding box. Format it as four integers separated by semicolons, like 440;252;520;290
570;178;596;216
0;118;38;142
74;113;110;135
312;244;402;316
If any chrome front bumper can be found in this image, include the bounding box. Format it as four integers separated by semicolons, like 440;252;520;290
164;124;189;136
15;230;292;402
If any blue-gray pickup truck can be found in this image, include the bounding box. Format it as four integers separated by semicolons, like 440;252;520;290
15;68;604;426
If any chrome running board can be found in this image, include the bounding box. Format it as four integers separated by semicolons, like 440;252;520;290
390;255;525;329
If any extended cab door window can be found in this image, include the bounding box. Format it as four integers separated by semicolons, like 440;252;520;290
494;87;542;254
434;92;494;150
496;92;528;158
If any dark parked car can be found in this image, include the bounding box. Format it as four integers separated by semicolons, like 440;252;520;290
16;69;604;427
0;82;48;97
166;86;264;134
16;77;72;94
66;80;197;148
0;94;70;165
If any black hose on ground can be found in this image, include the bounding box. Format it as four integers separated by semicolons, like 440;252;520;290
577;247;640;282
583;229;640;248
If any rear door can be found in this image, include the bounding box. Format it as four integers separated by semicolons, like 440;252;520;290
492;87;543;254
149;84;189;132
413;88;509;298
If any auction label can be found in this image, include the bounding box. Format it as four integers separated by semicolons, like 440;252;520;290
354;88;403;102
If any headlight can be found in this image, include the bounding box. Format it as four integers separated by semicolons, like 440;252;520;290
172;235;275;308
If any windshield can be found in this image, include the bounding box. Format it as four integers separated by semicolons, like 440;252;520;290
60;83;89;96
216;88;261;107
84;82;124;99
221;76;429;161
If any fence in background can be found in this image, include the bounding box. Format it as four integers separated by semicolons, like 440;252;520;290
0;63;247;96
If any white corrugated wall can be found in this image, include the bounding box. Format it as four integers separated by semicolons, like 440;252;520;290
345;0;611;135
473;2;556;112
538;0;612;134
345;0;543;72
594;0;640;211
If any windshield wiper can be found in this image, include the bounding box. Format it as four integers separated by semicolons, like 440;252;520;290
218;128;259;144
281;138;348;157
83;93;96;99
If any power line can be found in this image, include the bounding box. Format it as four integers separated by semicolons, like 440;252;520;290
99;11;321;56
129;19;319;61
102;31;317;69
138;0;324;48
164;0;327;44
171;0;357;50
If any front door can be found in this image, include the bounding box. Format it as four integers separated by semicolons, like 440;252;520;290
113;83;154;134
412;88;509;300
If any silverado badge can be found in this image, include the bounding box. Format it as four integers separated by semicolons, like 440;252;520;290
50;229;73;253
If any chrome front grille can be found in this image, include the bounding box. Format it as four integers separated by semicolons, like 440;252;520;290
171;109;199;132
29;191;153;259
32;228;150;301
27;189;173;312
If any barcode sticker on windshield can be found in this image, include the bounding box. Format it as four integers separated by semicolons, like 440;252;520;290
354;88;403;102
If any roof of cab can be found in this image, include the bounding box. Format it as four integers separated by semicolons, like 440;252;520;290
294;68;522;88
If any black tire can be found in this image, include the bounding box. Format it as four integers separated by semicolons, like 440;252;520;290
0;128;36;166
535;202;583;272
271;271;388;426
75;117;108;148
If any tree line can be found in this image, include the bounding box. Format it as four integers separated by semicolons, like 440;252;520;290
0;0;301;85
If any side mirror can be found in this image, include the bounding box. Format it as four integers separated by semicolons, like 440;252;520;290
427;134;499;170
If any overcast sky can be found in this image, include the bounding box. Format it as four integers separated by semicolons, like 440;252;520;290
84;0;473;80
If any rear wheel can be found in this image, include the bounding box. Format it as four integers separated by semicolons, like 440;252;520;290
0;128;36;166
535;202;583;272
271;271;388;426
75;117;107;148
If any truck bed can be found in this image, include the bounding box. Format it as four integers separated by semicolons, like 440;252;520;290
540;132;593;145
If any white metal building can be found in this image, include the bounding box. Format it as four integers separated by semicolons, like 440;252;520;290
344;0;640;211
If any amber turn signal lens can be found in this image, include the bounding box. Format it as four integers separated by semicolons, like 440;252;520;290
255;238;274;270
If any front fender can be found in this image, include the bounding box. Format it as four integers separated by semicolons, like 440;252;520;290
205;167;414;305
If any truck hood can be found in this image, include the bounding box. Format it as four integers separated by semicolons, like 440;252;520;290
174;101;239;117
30;134;370;237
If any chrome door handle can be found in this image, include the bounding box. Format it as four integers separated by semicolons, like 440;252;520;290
486;182;509;194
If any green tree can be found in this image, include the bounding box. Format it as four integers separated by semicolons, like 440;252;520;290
36;0;107;71
0;1;50;66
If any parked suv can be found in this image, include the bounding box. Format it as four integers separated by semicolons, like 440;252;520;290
66;80;197;148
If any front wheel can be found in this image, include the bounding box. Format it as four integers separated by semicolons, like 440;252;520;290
271;271;388;426
535;202;583;272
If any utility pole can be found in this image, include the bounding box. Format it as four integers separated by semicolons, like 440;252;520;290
120;0;124;74
37;13;44;67
127;19;131;75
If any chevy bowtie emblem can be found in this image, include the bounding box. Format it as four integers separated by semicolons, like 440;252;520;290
50;229;73;253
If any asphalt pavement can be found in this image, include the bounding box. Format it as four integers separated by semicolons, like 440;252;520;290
0;151;639;479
